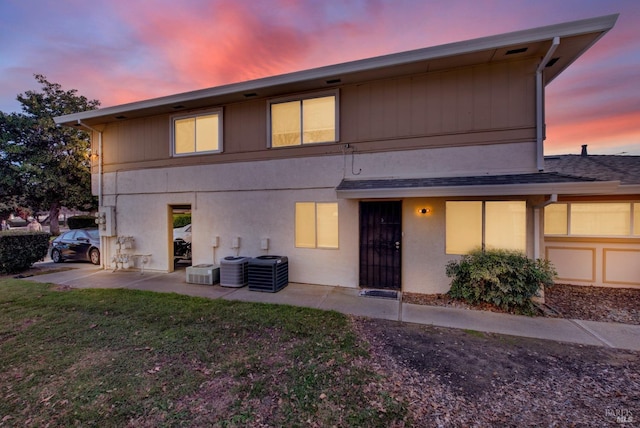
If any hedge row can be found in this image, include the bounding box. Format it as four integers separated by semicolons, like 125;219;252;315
0;232;50;274
173;214;191;228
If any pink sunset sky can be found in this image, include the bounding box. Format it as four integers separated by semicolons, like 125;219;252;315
1;0;638;155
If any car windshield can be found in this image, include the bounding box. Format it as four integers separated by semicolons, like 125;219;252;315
86;229;99;240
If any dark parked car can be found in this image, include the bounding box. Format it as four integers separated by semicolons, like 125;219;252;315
51;229;101;265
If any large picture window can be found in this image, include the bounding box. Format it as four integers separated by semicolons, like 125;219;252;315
270;92;337;147
172;109;222;155
295;202;339;249
446;201;527;254
544;202;639;237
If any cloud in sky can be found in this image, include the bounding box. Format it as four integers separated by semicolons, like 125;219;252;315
0;0;638;154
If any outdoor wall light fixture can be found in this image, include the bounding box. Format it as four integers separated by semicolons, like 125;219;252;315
418;208;432;215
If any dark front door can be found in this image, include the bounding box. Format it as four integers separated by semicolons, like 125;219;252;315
359;201;402;290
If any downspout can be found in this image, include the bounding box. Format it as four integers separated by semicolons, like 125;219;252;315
533;194;558;260
76;121;102;207
536;36;560;171
77;120;105;269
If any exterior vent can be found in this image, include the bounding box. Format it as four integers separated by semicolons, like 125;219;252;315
545;57;559;67
506;47;528;55
186;264;220;285
248;256;288;293
220;256;250;287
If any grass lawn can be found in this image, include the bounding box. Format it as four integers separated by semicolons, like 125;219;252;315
0;279;407;427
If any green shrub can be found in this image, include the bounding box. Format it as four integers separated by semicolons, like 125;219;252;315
173;214;191;228
67;215;98;229
0;232;50;274
446;248;557;315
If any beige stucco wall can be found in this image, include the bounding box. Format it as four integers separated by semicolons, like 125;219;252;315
544;238;640;288
401;198;451;293
93;140;538;195
99;143;542;293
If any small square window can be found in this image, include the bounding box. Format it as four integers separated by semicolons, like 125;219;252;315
295;202;339;249
172;109;223;156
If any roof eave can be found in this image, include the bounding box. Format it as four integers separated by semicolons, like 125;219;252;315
54;14;618;127
609;184;640;195
336;180;621;199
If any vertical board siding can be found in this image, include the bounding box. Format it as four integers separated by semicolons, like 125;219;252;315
424;71;443;134
225;100;265;153
473;66;492;129
101;59;536;167
410;74;429;135
356;83;372;141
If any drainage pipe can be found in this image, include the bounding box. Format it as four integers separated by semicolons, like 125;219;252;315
76;121;102;206
77;120;105;269
536;37;560;172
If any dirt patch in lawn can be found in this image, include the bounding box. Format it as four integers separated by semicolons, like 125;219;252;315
361;285;640;424
354;318;640;426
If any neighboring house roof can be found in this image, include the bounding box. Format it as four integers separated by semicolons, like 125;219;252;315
55;14;618;127
544;154;640;185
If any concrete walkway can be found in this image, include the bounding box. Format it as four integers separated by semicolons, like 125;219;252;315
20;262;640;351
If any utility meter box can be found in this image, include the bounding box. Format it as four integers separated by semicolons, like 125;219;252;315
96;206;116;237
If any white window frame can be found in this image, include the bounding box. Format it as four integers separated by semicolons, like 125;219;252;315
171;108;223;156
267;90;339;148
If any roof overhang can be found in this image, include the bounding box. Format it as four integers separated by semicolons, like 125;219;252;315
55;14;618;127
608;185;640;196
336;176;621;199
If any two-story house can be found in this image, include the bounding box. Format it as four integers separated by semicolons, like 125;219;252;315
55;14;638;293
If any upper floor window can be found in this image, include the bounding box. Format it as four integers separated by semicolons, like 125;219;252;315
172;109;223;156
269;91;338;147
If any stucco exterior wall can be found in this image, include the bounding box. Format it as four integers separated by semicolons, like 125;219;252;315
93;140;538;195
99;141;540;293
544;239;640;289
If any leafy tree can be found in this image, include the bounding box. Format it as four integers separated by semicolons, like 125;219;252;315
0;74;100;234
0;114;28;219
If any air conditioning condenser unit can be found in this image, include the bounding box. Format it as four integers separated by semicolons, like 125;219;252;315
248;255;288;293
186;264;220;285
220;256;250;287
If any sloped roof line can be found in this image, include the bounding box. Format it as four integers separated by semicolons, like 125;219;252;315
55;14;618;126
336;172;599;192
335;172;621;199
